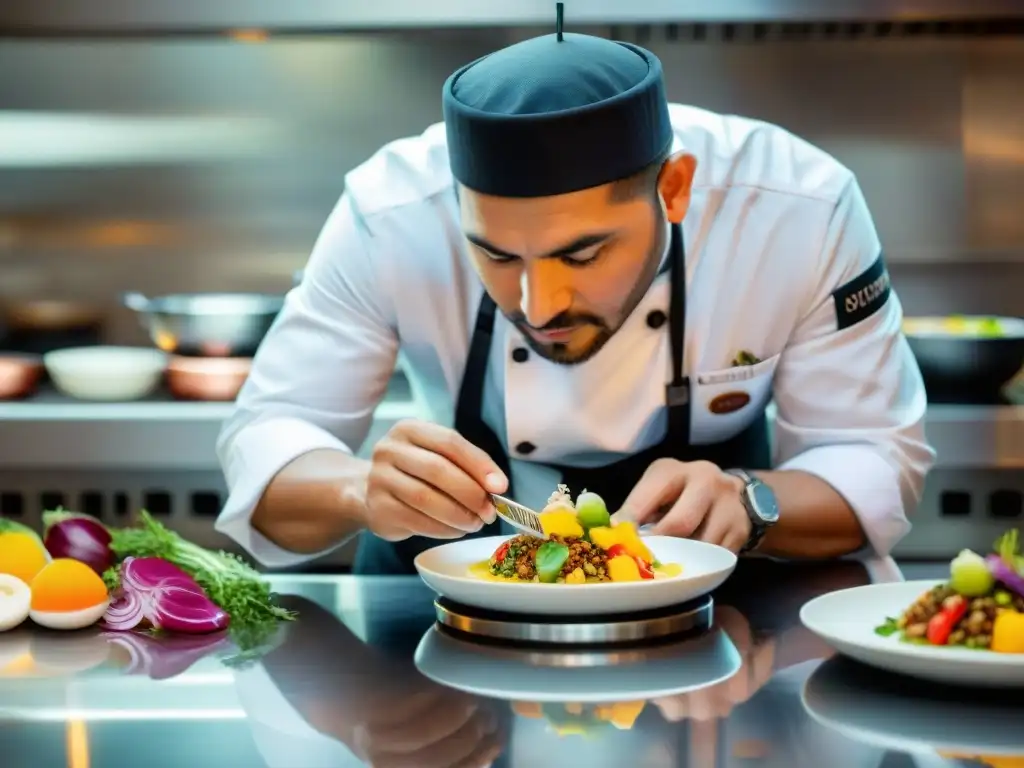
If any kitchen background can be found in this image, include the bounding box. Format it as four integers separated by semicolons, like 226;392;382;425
0;2;1021;568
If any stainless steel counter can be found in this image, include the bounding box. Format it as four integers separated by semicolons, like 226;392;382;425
1;562;1019;768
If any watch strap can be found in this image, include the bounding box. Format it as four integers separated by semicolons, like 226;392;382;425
725;468;770;553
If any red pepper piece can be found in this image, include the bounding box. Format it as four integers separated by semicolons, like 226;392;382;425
493;541;510;562
606;544;629;559
926;595;968;645
635;556;655;580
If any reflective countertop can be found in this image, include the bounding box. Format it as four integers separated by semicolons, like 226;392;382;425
0;561;1020;768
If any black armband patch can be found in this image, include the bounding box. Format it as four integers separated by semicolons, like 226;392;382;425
832;253;891;331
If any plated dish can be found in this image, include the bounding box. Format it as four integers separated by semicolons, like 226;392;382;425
799;532;1024;688
414;486;737;616
473;486;680;584
874;530;1024;653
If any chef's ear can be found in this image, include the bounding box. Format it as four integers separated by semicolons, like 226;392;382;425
657;152;697;224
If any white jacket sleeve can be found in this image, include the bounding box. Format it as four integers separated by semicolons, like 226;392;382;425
772;176;937;558
215;193;398;568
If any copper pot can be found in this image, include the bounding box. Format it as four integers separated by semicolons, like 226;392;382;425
166;356;252;401
0;353;44;399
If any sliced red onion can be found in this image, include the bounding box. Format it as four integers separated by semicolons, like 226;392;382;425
122;556;199;593
102;589;148;631
148;585;230;634
43;513;113;574
986;554;1024;598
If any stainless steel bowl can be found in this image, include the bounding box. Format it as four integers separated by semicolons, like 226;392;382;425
123;291;284;358
904;315;1024;404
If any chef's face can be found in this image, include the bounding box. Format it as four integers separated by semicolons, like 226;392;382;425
459;152;697;364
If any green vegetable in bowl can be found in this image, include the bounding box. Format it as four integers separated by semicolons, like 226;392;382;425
978;317;1003;338
575;491;611;529
535;540;570;583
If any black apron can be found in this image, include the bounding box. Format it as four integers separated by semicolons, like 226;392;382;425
354;223;771;575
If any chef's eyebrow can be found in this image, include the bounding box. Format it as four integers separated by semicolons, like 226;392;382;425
465;231;613;260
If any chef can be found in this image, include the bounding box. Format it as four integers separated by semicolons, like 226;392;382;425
214;23;936;578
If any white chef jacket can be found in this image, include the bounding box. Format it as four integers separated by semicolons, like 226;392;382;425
214;103;936;571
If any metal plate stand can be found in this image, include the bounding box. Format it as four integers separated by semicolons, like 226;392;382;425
434;594;713;647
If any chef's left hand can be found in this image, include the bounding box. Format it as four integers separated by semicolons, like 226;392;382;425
614;459;751;552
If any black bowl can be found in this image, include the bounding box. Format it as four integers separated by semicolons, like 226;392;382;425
904;316;1024;404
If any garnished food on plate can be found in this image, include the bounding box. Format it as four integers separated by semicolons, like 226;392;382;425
470;486;682;584
875;530;1024;653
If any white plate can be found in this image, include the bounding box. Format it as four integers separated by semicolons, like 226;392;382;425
415;623;741;702
414;535;737;616
799;580;1024;688
802;656;1024;756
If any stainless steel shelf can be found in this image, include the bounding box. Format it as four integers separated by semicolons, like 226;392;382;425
0;393;1019;470
0;387;423;470
2;0;1023;33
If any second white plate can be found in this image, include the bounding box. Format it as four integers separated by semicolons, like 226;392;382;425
414;535;737;615
799;580;1024;688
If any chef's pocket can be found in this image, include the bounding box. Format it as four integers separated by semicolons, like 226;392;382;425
690;354;780;444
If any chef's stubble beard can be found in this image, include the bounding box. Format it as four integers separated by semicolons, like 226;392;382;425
507;210;669;366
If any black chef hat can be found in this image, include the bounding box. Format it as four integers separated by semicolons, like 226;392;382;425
443;31;672;198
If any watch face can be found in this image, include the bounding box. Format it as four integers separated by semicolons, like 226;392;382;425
750;482;780;524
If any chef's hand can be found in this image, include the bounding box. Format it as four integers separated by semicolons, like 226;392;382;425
365;419;508;541
614;459;751;552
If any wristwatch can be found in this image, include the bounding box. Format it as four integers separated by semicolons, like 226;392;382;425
725;468;780;553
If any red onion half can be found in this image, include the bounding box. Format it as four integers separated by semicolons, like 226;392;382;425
42;510;113;574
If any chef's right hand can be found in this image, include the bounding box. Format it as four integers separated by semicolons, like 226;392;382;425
365;419;508;541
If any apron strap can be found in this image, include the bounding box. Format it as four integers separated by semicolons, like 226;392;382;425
665;222;691;440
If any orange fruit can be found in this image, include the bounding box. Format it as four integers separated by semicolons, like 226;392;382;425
0;532;49;585
30;558;108;613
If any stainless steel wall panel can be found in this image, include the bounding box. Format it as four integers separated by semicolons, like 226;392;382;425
3;0;1024;33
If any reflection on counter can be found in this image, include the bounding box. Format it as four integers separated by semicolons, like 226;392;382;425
3;562;1021;766
803;656;1024;766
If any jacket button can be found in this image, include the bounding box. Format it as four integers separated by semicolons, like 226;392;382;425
512;348;529;363
646;310;667;329
515;441;536;455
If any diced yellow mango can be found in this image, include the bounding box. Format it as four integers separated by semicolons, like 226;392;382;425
565;567;586;584
991;610;1024;653
588;526;623;550
608;555;641;582
614;521;654;563
609;701;646;729
539;510;584;539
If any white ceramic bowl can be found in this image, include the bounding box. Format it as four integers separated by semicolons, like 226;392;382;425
415;535;737;616
44;346;167;401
